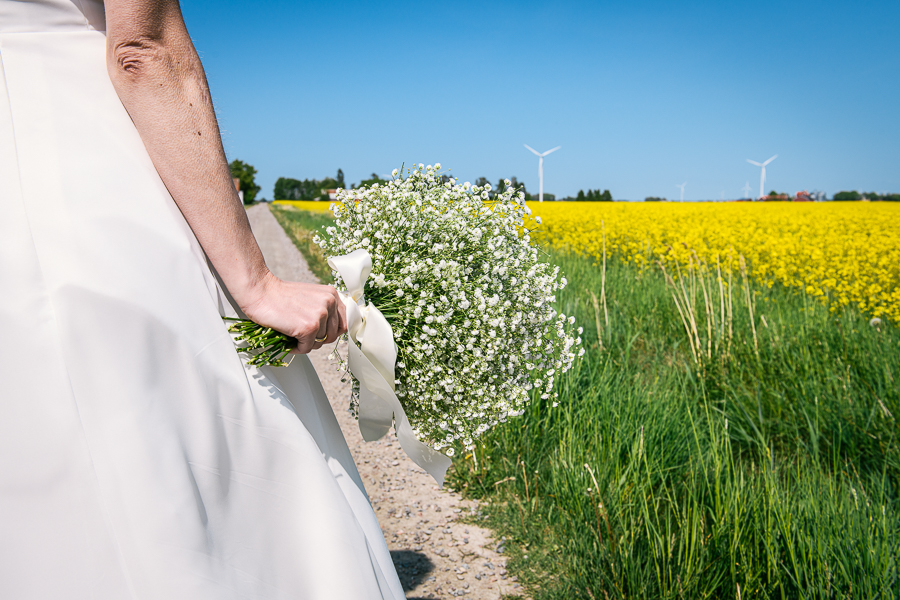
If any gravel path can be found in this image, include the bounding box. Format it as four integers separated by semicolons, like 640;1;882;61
246;204;523;600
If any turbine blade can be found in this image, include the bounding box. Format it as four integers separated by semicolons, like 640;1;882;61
541;146;562;156
747;159;762;166
763;154;778;166
523;144;540;156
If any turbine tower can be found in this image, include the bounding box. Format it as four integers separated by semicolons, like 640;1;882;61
742;181;752;198
746;155;777;200
524;144;561;202
676;182;687;202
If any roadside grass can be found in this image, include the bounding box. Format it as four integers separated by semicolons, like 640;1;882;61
450;253;900;599
268;207;900;597
269;204;332;281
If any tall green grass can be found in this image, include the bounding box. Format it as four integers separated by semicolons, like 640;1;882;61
450;254;900;599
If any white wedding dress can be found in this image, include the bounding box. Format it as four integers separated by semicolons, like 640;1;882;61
0;1;405;598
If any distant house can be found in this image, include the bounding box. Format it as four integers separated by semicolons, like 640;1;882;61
759;191;818;202
324;189;339;201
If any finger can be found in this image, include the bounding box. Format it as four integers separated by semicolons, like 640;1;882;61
294;334;315;354
312;311;328;350
333;289;348;335
324;308;339;344
295;316;322;354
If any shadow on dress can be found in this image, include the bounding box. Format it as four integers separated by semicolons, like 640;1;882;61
390;549;435;594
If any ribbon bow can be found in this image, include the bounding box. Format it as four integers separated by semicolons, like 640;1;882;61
327;249;452;486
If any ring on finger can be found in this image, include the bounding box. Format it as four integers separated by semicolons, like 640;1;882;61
315;336;327;343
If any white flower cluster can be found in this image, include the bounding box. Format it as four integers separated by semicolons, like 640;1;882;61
315;164;583;452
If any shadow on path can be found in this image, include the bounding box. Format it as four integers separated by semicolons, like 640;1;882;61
391;549;435;592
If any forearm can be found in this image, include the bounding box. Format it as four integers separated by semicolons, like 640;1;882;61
104;0;270;310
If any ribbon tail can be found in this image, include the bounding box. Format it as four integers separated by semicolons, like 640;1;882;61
347;342;452;486
394;410;453;488
348;342;393;441
357;303;397;387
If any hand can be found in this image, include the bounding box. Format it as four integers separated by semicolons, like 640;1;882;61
240;272;347;354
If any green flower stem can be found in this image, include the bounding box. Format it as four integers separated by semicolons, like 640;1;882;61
223;317;294;367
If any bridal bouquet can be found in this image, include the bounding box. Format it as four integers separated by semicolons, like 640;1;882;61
229;164;583;483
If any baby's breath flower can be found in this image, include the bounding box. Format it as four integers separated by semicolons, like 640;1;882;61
319;163;582;450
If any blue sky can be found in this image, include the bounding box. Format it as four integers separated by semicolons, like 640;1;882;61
183;0;899;201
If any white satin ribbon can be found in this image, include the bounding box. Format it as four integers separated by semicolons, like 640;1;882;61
327;249;452;486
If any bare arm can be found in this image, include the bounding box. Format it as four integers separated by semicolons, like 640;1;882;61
104;0;344;352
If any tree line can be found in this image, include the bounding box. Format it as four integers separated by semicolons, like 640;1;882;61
274;171;398;201
273;170;346;201
228;160;387;204
573;189;613;202
833;191;900;202
229;158;621;204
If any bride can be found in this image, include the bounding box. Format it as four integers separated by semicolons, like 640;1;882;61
0;0;405;598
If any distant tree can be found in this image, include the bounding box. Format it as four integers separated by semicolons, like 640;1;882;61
600;189;613;202
576;190;586;201
229;159;260;204
645;196;666;202
859;191;900;201
336;169;345;189
493;177;529;198
356;173;389;190
273;177;321;200
508;177;530;200
274;177;300;200
833;190;861;201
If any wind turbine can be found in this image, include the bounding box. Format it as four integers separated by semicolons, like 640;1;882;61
676;182;687;202
524;144;561;202
741;181;752;199
746;155;777;200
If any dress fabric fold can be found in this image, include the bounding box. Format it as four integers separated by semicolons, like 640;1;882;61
0;1;404;598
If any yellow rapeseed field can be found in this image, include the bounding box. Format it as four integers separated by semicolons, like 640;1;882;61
528;201;900;322
271;198;898;322
271;200;334;212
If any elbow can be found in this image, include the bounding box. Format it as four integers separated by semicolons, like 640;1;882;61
107;37;169;83
106;31;210;109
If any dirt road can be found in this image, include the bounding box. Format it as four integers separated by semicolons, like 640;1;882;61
246;204;523;600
